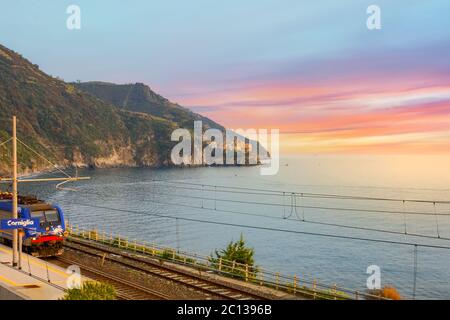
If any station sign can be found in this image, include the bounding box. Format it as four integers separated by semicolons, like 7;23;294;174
0;218;39;230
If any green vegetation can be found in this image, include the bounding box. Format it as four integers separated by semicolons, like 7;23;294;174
0;44;225;174
72;81;224;131
104;235;196;264
69;230;351;300
62;281;116;300
209;234;258;278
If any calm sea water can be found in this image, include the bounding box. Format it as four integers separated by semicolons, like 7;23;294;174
20;155;450;299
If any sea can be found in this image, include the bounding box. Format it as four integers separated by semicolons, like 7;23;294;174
18;154;450;299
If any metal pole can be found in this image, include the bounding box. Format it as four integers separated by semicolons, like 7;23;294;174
27;252;31;276
413;244;418;300
18;230;23;270
12;116;18;268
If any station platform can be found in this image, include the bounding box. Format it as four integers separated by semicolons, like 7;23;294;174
0;243;86;300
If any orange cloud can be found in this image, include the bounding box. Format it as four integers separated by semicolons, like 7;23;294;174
176;75;450;154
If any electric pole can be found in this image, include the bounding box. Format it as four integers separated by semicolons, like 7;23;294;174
12;116;18;267
1;116;90;269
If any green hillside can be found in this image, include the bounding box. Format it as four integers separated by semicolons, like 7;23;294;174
73;81;223;131
0;44;204;174
0;44;262;175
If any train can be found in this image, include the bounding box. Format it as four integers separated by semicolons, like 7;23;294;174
0;192;67;257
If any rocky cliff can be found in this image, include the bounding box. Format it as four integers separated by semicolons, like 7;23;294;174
0;44;230;174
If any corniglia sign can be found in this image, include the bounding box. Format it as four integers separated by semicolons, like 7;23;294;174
0;218;39;230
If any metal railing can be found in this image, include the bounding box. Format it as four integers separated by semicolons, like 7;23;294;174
66;223;387;300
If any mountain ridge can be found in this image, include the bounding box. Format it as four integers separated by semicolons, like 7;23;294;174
72;81;224;131
0;44;231;175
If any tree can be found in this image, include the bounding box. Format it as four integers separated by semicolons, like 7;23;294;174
62;281;117;300
210;234;257;279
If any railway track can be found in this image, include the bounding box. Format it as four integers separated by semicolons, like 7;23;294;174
52;256;171;300
62;237;272;300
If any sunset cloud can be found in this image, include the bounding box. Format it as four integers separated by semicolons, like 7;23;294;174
3;1;449;154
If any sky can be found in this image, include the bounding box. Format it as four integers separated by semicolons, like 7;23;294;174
1;0;450;154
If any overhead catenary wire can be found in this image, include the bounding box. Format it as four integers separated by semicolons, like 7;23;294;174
60;173;449;299
66;201;450;251
123;171;450;193
300;193;306;221
413;244;418;300
147;179;450;204
16;138;71;178
201;184;204;208
0;138;12;148
73;187;450;241
433;202;441;238
0;135;89;190
59;173;450;243
83;185;450;217
92;173;450;205
44;171;449;300
283;193;294;219
402;200;407;235
135;195;450;241
142;182;450;215
229;173;450;193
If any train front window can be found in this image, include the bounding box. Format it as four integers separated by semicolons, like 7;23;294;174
44;210;60;223
31;210;60;225
31;211;45;224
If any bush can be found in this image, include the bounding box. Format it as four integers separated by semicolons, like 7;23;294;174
62;281;116;300
210;234;257;278
161;249;175;260
367;285;402;300
380;286;401;300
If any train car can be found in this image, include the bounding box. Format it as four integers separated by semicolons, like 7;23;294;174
0;192;67;257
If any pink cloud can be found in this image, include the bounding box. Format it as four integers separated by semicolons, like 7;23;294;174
171;69;450;153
